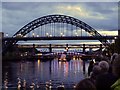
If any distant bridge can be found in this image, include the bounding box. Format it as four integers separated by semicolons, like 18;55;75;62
17;43;105;49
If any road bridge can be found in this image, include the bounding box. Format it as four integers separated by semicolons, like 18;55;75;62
2;14;117;54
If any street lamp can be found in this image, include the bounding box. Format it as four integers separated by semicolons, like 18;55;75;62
60;33;63;36
114;36;117;40
24;35;27;37
37;35;39;37
5;33;8;37
32;33;35;37
75;32;78;36
63;34;65;37
49;34;52;37
46;33;49;37
17;33;23;37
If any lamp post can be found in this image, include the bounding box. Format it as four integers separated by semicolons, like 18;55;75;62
46;33;49;37
60;32;63;37
6;33;8;37
32;33;35;37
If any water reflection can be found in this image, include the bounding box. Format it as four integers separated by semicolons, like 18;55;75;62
2;59;87;89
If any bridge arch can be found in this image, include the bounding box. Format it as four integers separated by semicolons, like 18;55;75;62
13;14;106;44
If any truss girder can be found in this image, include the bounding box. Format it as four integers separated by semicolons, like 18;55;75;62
10;14;108;45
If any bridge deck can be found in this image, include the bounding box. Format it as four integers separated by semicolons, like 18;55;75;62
2;36;117;41
17;44;106;48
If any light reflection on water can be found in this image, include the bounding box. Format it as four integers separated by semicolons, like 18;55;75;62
2;59;88;89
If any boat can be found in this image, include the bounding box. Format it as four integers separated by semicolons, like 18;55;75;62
59;53;67;62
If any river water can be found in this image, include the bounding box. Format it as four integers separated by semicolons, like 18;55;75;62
2;58;89;89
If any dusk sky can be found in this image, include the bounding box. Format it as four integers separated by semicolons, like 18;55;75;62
1;1;119;44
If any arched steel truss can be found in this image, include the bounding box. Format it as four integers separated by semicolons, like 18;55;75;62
13;14;107;44
2;14;109;54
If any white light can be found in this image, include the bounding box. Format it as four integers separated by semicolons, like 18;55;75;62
46;33;49;36
60;33;63;35
114;37;117;39
17;33;23;37
60;33;63;37
32;33;35;37
49;35;52;37
37;35;39;37
63;34;65;36
75;32;77;35
24;35;27;37
6;33;8;37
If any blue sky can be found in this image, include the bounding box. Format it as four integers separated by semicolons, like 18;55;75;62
1;2;119;44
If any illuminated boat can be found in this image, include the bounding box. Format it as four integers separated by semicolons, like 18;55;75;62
59;53;67;62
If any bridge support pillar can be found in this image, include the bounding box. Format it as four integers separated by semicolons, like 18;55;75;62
89;47;92;54
65;44;68;52
49;44;52;53
82;44;86;74
83;44;86;54
32;44;36;55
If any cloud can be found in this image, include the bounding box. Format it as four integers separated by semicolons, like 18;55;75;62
2;2;57;35
56;4;107;20
2;2;118;37
54;3;118;31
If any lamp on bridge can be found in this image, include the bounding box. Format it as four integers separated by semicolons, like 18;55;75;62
24;35;27;37
5;33;8;37
66;47;69;52
16;33;23;37
37;35;39;37
60;32;63;37
50;34;52;37
75;32;78;36
32;32;35;37
46;33;49;37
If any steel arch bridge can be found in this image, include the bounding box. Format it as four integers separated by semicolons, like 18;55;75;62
3;14;108;54
13;14;107;43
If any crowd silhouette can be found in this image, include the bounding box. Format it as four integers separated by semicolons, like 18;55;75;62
76;53;120;90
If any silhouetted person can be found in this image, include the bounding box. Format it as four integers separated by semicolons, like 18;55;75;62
109;53;118;73
76;78;96;90
90;65;101;84
111;54;120;90
96;61;117;90
88;60;94;76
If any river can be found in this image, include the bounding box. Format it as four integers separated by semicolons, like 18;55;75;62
2;58;89;89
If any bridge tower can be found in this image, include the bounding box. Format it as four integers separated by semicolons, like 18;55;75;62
49;44;52;53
